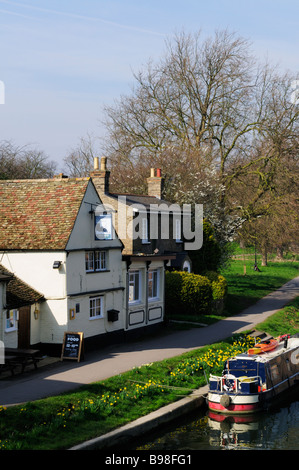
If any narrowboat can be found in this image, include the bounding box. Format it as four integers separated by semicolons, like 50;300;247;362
208;333;299;414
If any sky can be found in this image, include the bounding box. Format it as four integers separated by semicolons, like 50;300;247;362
0;0;298;171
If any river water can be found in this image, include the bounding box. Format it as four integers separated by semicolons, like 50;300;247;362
134;397;299;450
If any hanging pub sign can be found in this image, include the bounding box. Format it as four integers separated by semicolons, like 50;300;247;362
95;213;113;240
61;332;84;362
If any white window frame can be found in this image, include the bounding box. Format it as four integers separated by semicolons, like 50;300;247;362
148;269;160;301
85;250;107;272
85;251;94;272
129;270;141;303
5;309;18;331
89;296;103;319
95;251;106;271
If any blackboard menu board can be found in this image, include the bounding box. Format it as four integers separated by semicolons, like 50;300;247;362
61;332;84;362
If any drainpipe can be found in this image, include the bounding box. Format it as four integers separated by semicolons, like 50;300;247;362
145;261;151;324
125;259;131;330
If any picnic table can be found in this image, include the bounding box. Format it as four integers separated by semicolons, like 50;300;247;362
0;354;18;376
4;348;41;373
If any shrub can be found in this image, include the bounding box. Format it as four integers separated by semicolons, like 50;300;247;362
165;271;212;315
188;219;222;274
204;271;228;300
164;271;184;314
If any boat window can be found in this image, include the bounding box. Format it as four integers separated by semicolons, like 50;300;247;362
270;364;280;381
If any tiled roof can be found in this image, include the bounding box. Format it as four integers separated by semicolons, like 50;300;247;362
108;193;175;209
0;264;44;308
0;178;90;250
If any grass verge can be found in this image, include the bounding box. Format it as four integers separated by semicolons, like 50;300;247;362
1;295;298;450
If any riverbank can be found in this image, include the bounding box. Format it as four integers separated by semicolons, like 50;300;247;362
1;292;298;450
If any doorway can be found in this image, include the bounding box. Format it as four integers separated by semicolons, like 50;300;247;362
18;305;31;348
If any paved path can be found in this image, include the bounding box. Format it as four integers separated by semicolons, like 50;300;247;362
0;276;298;407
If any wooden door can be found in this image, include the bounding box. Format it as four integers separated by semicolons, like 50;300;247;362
18;305;31;348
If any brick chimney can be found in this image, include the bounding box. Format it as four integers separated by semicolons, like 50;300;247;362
147;168;164;199
91;156;110;194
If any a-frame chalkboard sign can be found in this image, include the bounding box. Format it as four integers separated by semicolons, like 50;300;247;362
61;332;84;362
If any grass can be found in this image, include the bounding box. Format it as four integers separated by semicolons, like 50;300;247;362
256;296;299;337
220;258;299;316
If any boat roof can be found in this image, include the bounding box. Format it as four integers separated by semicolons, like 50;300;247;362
231;336;299;364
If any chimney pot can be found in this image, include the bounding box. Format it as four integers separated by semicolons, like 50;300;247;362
101;156;107;171
94;157;99;170
147;168;164;199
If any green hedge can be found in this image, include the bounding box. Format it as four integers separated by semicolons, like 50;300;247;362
165;270;227;316
204;271;228;300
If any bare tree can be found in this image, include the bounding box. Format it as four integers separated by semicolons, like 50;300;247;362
0;140;57;179
103;30;263;177
63;133;101;177
100;29;298;264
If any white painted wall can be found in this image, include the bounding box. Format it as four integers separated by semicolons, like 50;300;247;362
0;251;67;300
67;289;124;339
65;249;125;338
0;252;69;346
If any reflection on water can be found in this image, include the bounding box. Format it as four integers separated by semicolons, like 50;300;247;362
136;399;299;450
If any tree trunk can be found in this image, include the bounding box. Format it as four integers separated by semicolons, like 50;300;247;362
261;246;268;266
276;246;284;260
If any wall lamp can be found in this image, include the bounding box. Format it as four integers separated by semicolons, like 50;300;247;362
34;304;39;320
53;261;62;269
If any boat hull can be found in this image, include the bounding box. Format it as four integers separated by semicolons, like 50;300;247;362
208;392;261;414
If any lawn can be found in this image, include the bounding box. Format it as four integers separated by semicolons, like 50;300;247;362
256;296;299;337
221;258;299;316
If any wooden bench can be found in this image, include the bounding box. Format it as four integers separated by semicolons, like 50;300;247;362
0;355;19;376
4;348;41;373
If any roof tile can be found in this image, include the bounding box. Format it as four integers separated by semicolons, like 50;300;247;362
0;178;90;250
